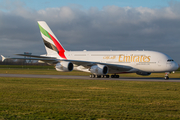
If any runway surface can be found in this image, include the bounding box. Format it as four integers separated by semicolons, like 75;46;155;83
0;74;180;82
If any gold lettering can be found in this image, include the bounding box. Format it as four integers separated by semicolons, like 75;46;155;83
112;56;116;59
118;55;151;63
133;56;136;62
147;56;150;62
125;56;130;62
119;55;123;62
140;56;143;62
143;56;146;62
143;56;150;62
104;56;116;60
123;55;125;62
135;56;140;62
103;56;108;59
131;55;133;62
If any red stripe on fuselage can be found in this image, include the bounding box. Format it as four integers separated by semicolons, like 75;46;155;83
48;33;67;59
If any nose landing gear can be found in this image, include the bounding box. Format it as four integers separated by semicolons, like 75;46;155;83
164;72;170;80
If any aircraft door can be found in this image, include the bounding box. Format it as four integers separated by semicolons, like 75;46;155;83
157;60;161;67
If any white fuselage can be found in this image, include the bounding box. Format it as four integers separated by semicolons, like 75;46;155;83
62;50;178;73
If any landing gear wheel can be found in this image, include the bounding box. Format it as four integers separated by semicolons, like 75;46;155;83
89;74;95;78
111;75;119;78
89;74;110;78
111;75;114;78
164;72;170;80
96;75;101;78
106;75;109;78
116;75;119;78
90;74;93;78
165;76;169;80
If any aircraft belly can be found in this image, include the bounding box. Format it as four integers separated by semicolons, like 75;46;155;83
134;62;155;72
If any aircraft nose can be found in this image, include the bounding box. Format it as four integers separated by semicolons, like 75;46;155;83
173;62;179;71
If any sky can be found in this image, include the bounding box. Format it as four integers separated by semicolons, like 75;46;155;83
20;0;172;10
0;0;180;63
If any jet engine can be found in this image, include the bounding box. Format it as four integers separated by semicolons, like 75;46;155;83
90;64;108;75
136;71;151;76
55;61;73;72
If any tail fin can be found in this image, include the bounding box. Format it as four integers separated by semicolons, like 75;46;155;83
37;21;67;59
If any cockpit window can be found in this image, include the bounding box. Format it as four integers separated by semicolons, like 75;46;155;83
167;59;174;62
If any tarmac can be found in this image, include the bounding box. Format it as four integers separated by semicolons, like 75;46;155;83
0;74;180;82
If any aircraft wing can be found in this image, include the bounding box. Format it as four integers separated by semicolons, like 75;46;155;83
1;54;133;72
60;59;132;73
69;60;132;72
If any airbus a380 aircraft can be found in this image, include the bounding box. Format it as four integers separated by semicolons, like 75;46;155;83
1;21;179;79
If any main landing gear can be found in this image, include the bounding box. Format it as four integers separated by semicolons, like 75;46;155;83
89;74;109;78
164;72;170;80
111;74;119;78
89;74;119;78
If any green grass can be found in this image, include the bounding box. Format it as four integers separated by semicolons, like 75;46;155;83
0;77;180;119
0;68;90;76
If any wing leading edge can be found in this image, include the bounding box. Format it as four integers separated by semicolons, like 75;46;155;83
1;54;132;73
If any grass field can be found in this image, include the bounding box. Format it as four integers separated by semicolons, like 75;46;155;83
0;77;180;119
0;66;180;119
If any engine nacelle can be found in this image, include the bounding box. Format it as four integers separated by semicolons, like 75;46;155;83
136;71;151;76
55;61;73;72
90;64;108;75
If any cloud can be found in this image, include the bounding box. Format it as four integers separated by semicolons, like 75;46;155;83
0;0;180;62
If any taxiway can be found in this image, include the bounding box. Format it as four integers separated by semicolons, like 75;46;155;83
0;74;180;82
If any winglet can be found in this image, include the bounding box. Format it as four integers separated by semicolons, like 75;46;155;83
1;55;6;62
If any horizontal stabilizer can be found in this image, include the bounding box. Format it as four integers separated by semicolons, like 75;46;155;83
1;55;6;62
15;54;56;59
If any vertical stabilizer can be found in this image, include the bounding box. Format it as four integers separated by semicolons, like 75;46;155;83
37;21;67;59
